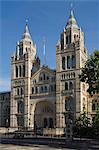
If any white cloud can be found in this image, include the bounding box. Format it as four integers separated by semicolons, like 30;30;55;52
0;78;11;92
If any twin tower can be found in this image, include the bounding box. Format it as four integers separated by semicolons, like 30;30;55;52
11;10;88;135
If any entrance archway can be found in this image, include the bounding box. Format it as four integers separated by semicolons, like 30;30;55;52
33;100;55;132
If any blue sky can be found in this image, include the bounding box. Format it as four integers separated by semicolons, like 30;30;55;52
0;0;99;92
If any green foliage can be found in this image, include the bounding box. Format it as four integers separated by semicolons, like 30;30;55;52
79;50;99;96
75;109;90;128
73;109;91;138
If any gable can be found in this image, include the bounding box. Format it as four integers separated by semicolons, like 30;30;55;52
31;66;56;82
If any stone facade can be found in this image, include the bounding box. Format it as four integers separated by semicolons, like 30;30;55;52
10;23;56;131
55;10;88;135
0;92;10;127
0;9;98;136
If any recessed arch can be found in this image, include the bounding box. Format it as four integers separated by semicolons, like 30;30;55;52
30;100;55;130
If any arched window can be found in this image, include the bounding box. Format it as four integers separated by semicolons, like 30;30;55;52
67;56;71;69
65;82;68;90
41;86;43;93
61;33;64;49
32;87;34;94
40;76;42;81
69;82;73;90
23;65;25;77
43;74;45;80
47;76;49;80
49;118;53;128
17;101;24;114
64;74;65;79
19;66;21;77
35;87;38;93
62;57;65;70
16;66;18;77
65;97;73;111
62;74;63;79
74;34;76;40
69;34;71;44
20;87;23;95
19;47;23;56
44;118;47;128
45;86;47;93
17;88;20;95
72;55;75;68
66;36;68;44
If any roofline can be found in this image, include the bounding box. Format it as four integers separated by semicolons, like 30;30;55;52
0;91;11;94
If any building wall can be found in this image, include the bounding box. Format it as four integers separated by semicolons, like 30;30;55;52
55;11;88;135
0;92;10;127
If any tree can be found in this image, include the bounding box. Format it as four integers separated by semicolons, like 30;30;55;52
73;109;91;138
75;109;90;128
79;50;99;96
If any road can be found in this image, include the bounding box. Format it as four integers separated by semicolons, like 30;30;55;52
0;144;75;150
0;137;99;150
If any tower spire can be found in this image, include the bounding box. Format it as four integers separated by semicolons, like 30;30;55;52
26;19;28;25
22;20;31;40
65;3;78;29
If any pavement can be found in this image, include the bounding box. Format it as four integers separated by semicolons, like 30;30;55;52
0;144;75;150
0;137;99;150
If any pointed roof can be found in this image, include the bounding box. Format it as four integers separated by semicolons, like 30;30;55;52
22;22;32;40
66;10;79;29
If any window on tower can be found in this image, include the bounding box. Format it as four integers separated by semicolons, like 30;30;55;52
16;66;18;77
35;87;38;94
32;87;34;94
17;88;20;95
69;82;73;90
21;87;23;95
66;36;68;44
61;33;64;50
41;86;43;93
43;73;46;80
19;66;21;77
19;47;23;56
65;97;73;111
67;56;71;69
17;101;24;114
69;35;71;44
65;82;68;90
45;86;48;93
62;57;65;70
23;65;25;77
69;30;71;44
72;55;75;68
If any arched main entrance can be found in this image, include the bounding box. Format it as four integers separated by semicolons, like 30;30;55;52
33;100;55;134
